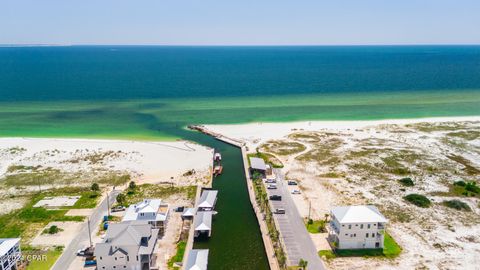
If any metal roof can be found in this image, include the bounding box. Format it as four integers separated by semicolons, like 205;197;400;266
0;238;20;256
194;211;212;231
185;249;209;270
250;157;267;171
331;205;388;224
123;199;169;222
197;190;218;209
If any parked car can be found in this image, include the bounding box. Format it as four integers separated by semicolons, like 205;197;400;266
291;189;301;194
77;246;94;256
269;195;282;201
265;178;276;183
111;205;125;212
274;208;286;214
84;259;97;267
267;184;277;189
287;180;298;185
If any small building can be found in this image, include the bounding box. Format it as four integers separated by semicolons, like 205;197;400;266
328;205;388;249
185;249;209;270
95;222;158;270
181;208;196;220
123;199;169;235
33;196;80;208
197;190;218;211
249;157;267;176
0;238;21;270
194;212;212;238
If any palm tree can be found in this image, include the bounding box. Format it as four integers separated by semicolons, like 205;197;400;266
299;258;308;269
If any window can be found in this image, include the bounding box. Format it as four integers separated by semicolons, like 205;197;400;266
368;224;371;229
373;224;376;226
348;225;352;229
100;257;102;260
127;256;129;261
366;233;369;238
354;234;356;237
345;234;348;236
360;224;364;229
115;257;117;260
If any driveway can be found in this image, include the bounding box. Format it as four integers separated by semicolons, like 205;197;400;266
52;190;120;270
266;169;325;269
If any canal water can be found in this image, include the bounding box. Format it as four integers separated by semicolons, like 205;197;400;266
180;129;269;270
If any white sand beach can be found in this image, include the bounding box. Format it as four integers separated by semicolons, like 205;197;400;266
0;137;213;187
205;116;480;149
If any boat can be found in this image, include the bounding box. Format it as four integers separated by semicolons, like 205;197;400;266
214;152;222;161
213;165;223;177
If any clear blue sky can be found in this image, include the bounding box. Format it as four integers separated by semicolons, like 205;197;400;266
1;0;479;45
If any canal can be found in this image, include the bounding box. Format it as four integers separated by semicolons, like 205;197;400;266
179;129;270;270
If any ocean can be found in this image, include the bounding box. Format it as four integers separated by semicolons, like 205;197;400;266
0;45;479;140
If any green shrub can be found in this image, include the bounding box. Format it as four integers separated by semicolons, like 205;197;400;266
443;200;471;211
129;181;136;190
465;182;480;194
116;193;126;205
91;183;100;192
404;194;431;208
399;177;414;187
454;180;466;187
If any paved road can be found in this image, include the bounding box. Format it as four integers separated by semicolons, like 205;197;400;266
53;190;120;270
266;169;325;269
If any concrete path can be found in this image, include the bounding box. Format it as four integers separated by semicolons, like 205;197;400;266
53;190;120;270
266;169;325;269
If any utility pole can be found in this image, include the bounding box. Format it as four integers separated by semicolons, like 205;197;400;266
87;217;93;247
106;191;110;217
308;201;311;221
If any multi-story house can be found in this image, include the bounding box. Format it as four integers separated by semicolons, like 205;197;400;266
328;205;388;249
122;199;169;235
0;238;21;270
95;222;159;270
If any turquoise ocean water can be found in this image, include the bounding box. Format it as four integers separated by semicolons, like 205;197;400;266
0;46;479;140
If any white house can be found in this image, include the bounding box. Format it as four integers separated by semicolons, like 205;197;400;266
328;205;388;249
0;238;21;270
95;222;158;270
197;190;218;212
122;199;169;235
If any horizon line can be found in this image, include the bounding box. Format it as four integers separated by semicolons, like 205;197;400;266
1;43;480;48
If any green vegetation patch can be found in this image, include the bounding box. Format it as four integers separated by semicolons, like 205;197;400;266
305;219;327;234
0;187;86;240
443;199;471;211
2;168;130;187
321;232;401;259
404;194;431;208
117;184;196;206
25;246;63;270
433;181;480;198
399;177;415;187
167;241;187;269
259;140;306;156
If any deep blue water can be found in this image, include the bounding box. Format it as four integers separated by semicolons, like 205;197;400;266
1;46;480;101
